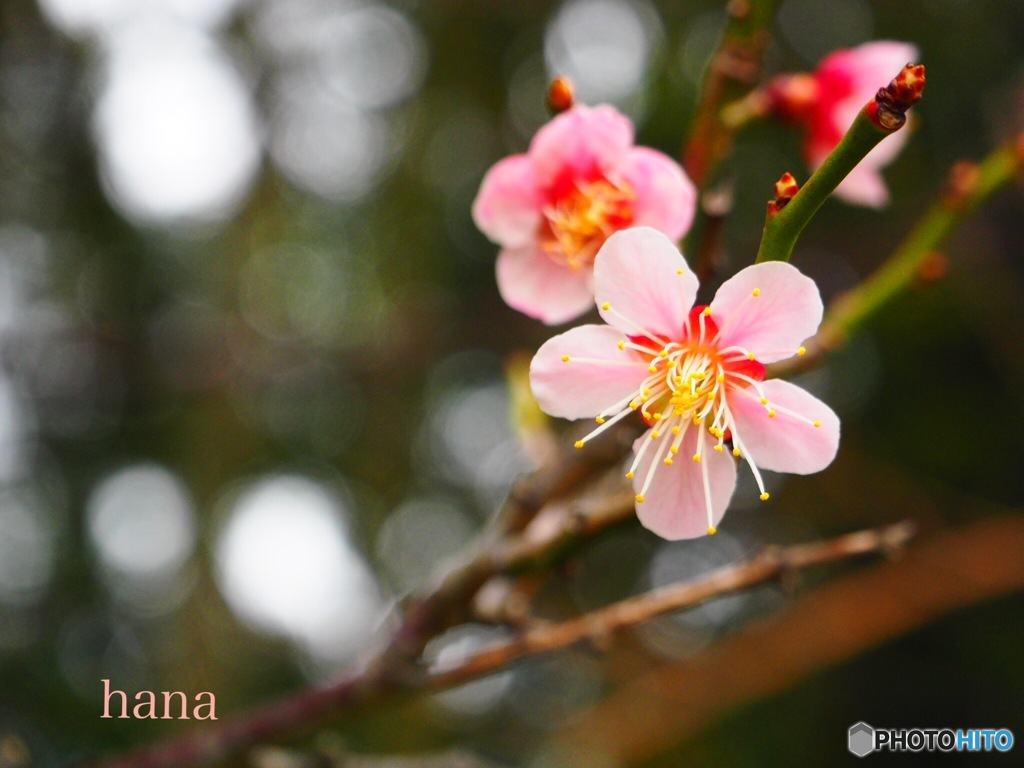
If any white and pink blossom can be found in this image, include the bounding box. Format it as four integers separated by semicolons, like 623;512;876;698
530;228;840;540
770;41;919;208
472;105;696;325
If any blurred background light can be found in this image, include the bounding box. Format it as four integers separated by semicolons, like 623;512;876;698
419;377;530;509
376;496;476;593
93;21;262;225
37;0;248;36
544;0;663;110
86;464;197;612
213;475;382;662
0;491;55;607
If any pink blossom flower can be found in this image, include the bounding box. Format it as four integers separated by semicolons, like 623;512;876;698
770;41;919;208
472;105;697;325
530;227;840;540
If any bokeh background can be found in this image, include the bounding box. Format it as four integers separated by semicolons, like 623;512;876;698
1;0;1023;765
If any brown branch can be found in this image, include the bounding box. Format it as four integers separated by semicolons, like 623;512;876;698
682;0;780;282
81;519;914;768
427;521;916;689
551;514;1024;766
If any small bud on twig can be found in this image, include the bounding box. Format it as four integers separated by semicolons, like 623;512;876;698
869;63;926;132
546;76;575;115
767;172;800;216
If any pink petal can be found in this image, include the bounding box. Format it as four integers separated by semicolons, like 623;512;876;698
529;105;634;187
616;147;697;241
593;227;698;339
472;154;543;248
709;261;823;363
632;428;737;540
727;379;840;474
839;41;920;101
530;324;645;420
496;245;594;325
833;161;891;208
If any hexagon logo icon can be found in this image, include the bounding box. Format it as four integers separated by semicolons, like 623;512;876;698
848;722;875;757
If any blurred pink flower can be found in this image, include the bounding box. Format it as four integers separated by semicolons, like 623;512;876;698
473;105;696;325
530;228;840;540
770;41;919;208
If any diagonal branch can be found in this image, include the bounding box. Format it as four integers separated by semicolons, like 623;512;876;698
81;521;915;768
551;514;1024;766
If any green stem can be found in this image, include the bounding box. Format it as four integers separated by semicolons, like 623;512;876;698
755;108;893;264
824;138;1023;341
682;0;779;188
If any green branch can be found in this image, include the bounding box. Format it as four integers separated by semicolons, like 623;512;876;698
822;137;1024;343
755;64;926;265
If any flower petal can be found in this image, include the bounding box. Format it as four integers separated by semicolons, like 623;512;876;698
472;154;543;248
593;227;698;339
709;261;823;363
632;428;737;540
530;324;646;420
496;245;594;325
833;161;891;208
529;105;634;187
727;379;840;474
616;147;697;241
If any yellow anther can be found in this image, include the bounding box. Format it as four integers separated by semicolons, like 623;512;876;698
760;397;768;405
813;420;822;428
635;494;645;504
617;340;625;350
574;440;585;449
670;446;679;455
692;453;701;463
707;526;717;535
692;415;702;425
759;492;770;501
691;371;706;380
561;354;570;362
629;401;639;410
674;375;683;385
625;471;635;479
702;307;711;317
595;416;605;424
651;431;660;439
643;388;651;396
653;413;663;421
797;346;806;356
732;448;741;457
752;288;761;297
747;352;755;360
663;457;673;466
768;410;776;418
676;268;685;275
659;349;668;358
714;445;724;453
648;365;658;373
672;426;681;435
717;374;725;382
601;302;611;311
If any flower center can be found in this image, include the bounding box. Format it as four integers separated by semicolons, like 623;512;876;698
540;177;635;271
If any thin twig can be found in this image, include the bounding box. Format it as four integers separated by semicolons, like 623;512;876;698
82;521;914;768
427;520;917;689
682;0;780;282
772;132;1024;376
552;514;1024;766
